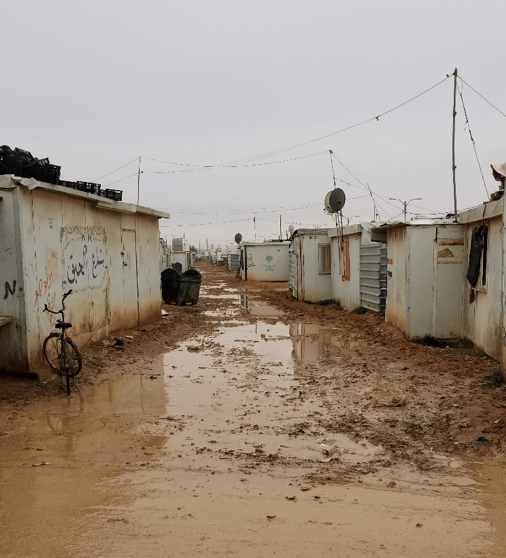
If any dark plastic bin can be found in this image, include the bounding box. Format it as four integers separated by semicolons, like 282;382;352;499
161;268;202;306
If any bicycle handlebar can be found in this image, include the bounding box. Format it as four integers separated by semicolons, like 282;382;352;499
43;290;73;315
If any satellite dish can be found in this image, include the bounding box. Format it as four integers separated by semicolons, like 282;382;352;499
288;225;294;236
324;188;346;213
234;233;243;244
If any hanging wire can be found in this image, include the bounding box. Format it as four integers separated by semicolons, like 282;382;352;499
91;158;139;182
103;172;139;187
219;75;452;166
459;78;506;119
97;74;452;181
329;150;337;189
160;217;251;228
457;81;489;197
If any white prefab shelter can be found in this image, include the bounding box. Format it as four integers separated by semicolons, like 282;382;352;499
460;199;503;361
328;223;386;312
239;241;290;281
171;251;190;273
159;238;172;272
0;175;169;375
380;219;465;339
289;229;332;302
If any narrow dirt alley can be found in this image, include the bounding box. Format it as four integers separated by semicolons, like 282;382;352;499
2;263;506;557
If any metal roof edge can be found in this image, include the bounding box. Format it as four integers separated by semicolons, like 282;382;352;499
293;227;332;237
6;175;170;220
458;199;502;224
328;223;363;237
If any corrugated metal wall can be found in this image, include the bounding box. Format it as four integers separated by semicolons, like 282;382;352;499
228;253;240;271
360;244;387;314
288;251;297;297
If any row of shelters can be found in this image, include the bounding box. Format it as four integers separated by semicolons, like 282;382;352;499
224;168;506;369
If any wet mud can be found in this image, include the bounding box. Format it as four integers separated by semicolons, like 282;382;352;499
1;263;506;556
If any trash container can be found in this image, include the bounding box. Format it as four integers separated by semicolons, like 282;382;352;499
161;268;202;306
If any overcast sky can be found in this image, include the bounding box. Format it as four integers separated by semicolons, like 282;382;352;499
3;1;506;246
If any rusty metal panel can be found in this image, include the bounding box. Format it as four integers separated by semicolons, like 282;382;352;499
385;228;407;332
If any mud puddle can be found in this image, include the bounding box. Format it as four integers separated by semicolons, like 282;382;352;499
2;284;506;556
239;295;285;317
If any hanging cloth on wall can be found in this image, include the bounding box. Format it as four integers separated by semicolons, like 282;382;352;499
466;225;485;288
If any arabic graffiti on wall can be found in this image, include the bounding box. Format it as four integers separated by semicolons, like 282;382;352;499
246;254;255;269
35;273;55;308
61;227;108;291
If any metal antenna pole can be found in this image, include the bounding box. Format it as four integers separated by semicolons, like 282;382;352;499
452;68;458;222
137;156;141;206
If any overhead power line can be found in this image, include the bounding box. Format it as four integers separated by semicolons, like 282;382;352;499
459;77;506;119
98;73;453;181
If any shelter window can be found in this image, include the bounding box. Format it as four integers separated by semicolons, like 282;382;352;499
319;244;331;274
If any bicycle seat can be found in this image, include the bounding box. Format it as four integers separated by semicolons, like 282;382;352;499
55;322;73;329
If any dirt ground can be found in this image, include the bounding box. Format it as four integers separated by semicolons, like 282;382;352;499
2;262;503;464
1;262;506;557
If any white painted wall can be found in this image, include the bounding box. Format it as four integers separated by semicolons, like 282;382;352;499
240;242;289;281
460;202;503;361
0;176;169;374
385;224;464;339
329;225;364;310
290;231;332;302
171;251;189;273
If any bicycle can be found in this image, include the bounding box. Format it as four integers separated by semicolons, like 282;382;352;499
42;289;82;395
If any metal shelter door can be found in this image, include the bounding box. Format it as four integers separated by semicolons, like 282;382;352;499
121;229;139;328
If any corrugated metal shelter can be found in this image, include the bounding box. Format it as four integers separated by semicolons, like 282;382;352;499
0;175;169;375
288;228;332;302
377;218;465;339
239;241;290;281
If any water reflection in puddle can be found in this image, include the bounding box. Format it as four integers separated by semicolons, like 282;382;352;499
239;294;285;317
161;321;380;463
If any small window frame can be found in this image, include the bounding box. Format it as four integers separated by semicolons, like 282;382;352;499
318;244;331;275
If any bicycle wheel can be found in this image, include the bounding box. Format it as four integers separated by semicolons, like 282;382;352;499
43;333;63;373
63;338;82;377
43;334;82;377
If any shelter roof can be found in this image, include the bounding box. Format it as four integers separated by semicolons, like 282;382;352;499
0;175;170;220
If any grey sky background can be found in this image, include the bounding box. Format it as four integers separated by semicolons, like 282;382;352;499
3;0;506;246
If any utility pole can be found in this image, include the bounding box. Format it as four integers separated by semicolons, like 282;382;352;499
344;215;359;226
452;68;459;222
389;198;422;221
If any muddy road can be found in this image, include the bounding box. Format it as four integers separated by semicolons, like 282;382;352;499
2;263;506;557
